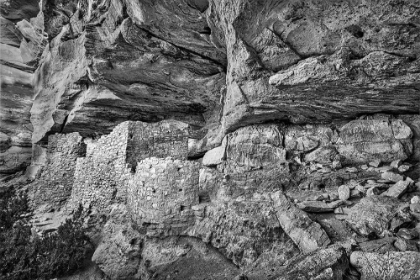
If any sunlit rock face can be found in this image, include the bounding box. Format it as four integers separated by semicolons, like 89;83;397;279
2;0;419;176
0;0;43;176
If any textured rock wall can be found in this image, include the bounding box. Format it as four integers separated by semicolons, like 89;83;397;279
68;120;195;213
29;132;85;209
69;121;131;211
126;121;189;170
0;0;44;176
2;0;420;176
127;158;200;236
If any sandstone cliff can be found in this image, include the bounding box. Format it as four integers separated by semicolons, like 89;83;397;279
1;0;420;279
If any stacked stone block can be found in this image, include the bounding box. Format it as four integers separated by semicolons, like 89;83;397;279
69;122;130;211
222;124;286;173
68;119;197;227
126;121;189;171
30;132;85;208
127;158;200;236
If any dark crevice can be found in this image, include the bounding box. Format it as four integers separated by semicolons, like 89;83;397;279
135;24;227;71
345;25;364;38
198;192;211;203
200;26;212;35
0;59;36;73
268;28;304;59
185;0;209;13
59;114;69;133
386;22;419;28
383;51;417;61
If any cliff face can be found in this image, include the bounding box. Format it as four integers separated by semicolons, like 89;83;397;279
1;0;420;279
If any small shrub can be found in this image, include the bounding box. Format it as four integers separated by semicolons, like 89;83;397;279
0;188;93;280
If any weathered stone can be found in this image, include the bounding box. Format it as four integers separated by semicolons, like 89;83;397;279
188;198;299;268
297;201;334;212
344;196;403;237
411;196;420;204
369;159;381;168
358;238;397;254
350;251;420;280
271;191;331;253
127;157;200;236
398;164;411;173
92;204;142;280
223;125;286;173
381;171;404;183
394;238;418;252
382;179;412;198
140;237;240;280
248;246;349;280
304;146;339;165
350;189;362;198
338;185;351;201
390;160;402;168
337;118;412;164
297;200;345;213
366;187;380;196
202;144;226;167
29;133;86;209
410;203;420;213
397;228;419;240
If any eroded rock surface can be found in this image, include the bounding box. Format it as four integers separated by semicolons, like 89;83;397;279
2;0;420;279
350;251;420;280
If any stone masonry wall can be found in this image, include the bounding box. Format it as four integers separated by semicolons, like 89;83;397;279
126;121;189;171
69;122;130;211
68;120;195;217
30;132;85;209
127;157;200;236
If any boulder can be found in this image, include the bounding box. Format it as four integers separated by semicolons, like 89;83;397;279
338;185;351;201
358;238;397;254
411;196;420;204
337;118;412;164
92;205;142;280
188;198;300;268
381;179;412;198
139;237;240;280
297;200;345;213
202;144;226;167
381;172;404;183
258;246;349;280
271;191;331;253
394;238;418;252
350;251;420;280
344;196;404;237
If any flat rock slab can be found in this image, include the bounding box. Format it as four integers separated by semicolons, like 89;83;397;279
350;251;420;280
381;171;404;183
254;246;349;280
358;238;397;254
202;142;226;167
271;191;331;253
344;196;404;237
297;200;345;213
382;179;412;198
144;237;240;280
